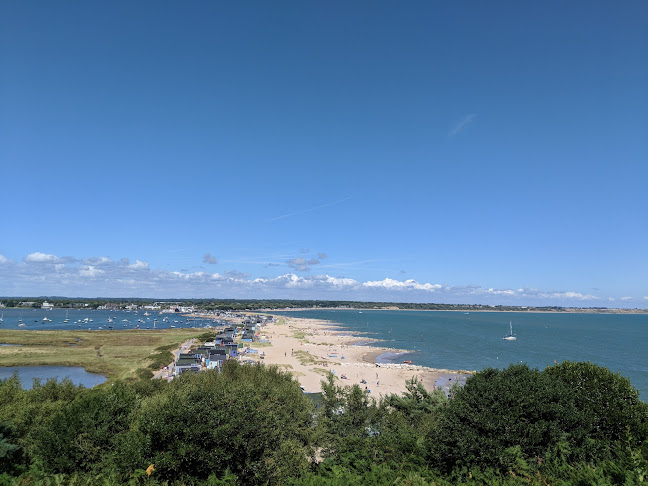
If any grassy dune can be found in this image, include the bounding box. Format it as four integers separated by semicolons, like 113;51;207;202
0;328;207;381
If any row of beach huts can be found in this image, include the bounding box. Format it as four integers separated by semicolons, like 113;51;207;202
171;315;274;376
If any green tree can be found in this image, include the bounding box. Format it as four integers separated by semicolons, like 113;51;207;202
427;362;648;479
113;362;314;485
427;364;572;474
0;421;20;474
544;361;648;463
29;381;138;474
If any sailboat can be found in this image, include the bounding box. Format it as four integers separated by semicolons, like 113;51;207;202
503;321;517;341
18;313;26;327
63;310;69;323
0;313;3;323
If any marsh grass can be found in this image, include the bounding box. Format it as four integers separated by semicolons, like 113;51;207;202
291;330;309;340
293;350;315;365
0;328;206;381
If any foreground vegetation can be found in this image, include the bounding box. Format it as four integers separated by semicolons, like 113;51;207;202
0;329;207;380
0;360;646;485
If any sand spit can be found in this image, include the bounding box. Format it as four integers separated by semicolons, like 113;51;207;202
249;315;472;397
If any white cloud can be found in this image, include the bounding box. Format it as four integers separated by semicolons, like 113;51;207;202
324;275;358;287
540;291;598;300
363;278;442;292
0;252;644;309
128;260;149;270
83;257;112;266
620;296;632;301
79;266;104;278
0;254;8;264
24;252;60;263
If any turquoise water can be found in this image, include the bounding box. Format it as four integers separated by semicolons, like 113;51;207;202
0;366;107;389
273;310;648;399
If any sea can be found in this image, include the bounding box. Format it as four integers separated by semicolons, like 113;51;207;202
271;309;648;399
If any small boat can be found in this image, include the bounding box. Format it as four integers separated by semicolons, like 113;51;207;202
503;321;517;341
63;310;69;323
42;317;52;322
0;313;3;323
403;360;413;364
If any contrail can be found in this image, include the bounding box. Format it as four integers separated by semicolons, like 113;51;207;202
268;196;352;222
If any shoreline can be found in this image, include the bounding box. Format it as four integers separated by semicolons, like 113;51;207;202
249;315;472;396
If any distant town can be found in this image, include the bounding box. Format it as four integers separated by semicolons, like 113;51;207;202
0;297;646;313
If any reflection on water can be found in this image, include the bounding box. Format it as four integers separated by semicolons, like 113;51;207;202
0;366;107;389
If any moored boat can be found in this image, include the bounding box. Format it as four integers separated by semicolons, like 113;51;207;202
503;321;517;341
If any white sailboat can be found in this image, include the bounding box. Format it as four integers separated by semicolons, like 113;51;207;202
0;313;3;323
63;310;69;323
503;321;517;341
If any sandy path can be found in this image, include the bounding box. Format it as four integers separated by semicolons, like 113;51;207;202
153;338;196;380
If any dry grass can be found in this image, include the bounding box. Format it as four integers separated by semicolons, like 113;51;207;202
0;328;207;381
313;368;337;378
249;341;273;348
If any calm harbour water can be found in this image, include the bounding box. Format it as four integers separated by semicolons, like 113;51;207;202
0;366;107;389
273;309;648;399
0;308;218;331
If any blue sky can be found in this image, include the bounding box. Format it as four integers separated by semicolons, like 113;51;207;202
1;1;646;307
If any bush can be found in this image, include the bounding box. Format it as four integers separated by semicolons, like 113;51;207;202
427;362;648;477
112;362;314;485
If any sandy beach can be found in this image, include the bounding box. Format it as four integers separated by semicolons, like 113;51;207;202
243;315;472;397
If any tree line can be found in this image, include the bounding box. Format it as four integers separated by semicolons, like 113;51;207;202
0;297;576;313
0;360;646;485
